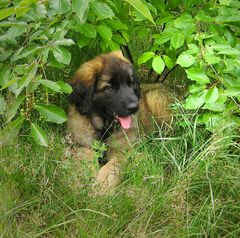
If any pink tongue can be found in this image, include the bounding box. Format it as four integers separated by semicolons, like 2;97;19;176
117;116;132;129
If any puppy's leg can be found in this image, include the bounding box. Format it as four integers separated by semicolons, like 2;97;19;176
95;124;138;193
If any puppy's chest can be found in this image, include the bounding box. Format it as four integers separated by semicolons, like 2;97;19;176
90;114;120;141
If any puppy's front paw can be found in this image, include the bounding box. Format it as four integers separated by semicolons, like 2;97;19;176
95;159;122;194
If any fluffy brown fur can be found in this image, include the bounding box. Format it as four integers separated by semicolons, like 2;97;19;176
67;51;174;193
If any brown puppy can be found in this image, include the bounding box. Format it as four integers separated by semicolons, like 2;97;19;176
67;51;173;193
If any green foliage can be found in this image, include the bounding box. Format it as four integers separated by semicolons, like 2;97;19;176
0;0;240;146
136;0;240;132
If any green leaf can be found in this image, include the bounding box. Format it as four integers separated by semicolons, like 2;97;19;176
205;87;219;103
0;25;28;41
30;123;48;147
204;53;221;64
35;104;67;124
57;81;73;94
185;68;210;84
77;35;90;48
72;0;90;22
52;46;71;65
112;35;126;45
224;87;240;96
154;32;172;45
171;32;184;49
91;2;114;20
96;25;112;41
0;7;15;21
189;84;206;93
125;0;155;24
138;52;155;65
217;48;240;55
203;102;226;112
176;51;196;68
54;39;75;46
73;23;97;38
174;14;194;30
5;95;25;124
106;19;127;30
49;0;71;14
152;56;165;75
39;80;61;92
11;46;42;62
185;90;207;109
163;55;174;70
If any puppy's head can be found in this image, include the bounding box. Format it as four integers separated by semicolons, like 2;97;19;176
69;51;140;129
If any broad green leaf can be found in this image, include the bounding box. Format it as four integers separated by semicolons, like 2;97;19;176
5;95;25;123
154;32;172;45
77;35;90;48
185;90;207;109
112;35;126;45
39;80;61;92
176;52;196;68
15;6;31;18
185;68;210;84
152;56;165;75
106;19;127;30
52;46;71;65
54;39;75;46
73;23;96;38
1;78;17;90
91;2;114;19
30;123;48;147
171;32;184;49
56;81;73;94
72;0;90;22
11;46;42;62
174;14;194;29
49;0;71;14
203;102;226;112
205;86;219;103
138;52;155;65
108;40;120;51
189;84;206;93
187;44;200;54
35;104;67;124
0;7;15;21
217;48;240;55
163;55;174;69
125;0;154;24
0;25;28;41
204;53;221;64
97;25;112;40
224;87;240;96
210;44;231;51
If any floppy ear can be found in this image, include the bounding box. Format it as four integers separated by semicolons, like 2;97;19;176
68;58;102;114
68;81;94;114
133;73;141;98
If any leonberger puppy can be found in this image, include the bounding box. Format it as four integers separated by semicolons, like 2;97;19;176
67;51;173;193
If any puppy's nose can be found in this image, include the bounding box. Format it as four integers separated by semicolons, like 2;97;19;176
126;102;139;112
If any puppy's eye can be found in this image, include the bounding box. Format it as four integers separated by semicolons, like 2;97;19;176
104;85;112;92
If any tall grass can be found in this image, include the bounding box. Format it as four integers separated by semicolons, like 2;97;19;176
1;111;240;238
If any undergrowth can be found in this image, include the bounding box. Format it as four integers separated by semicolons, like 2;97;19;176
1;111;240;238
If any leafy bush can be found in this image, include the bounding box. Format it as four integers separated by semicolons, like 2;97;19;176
0;0;239;147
